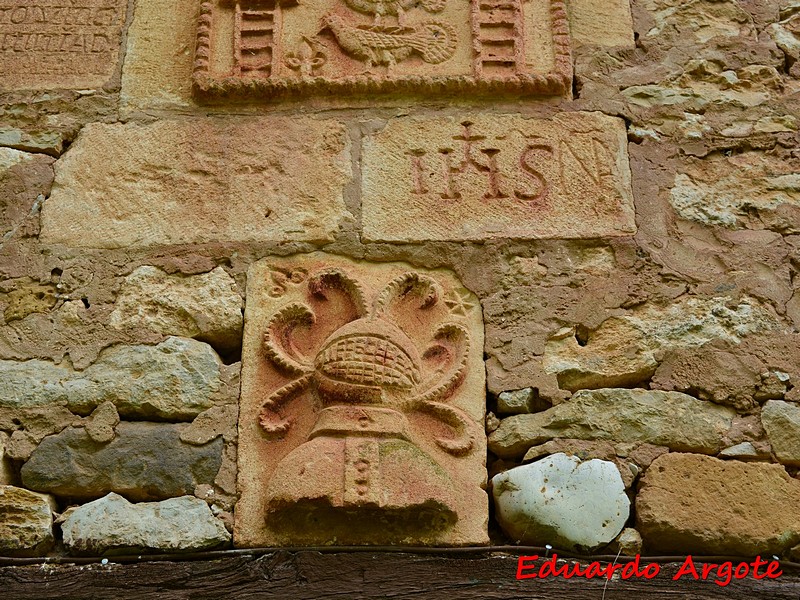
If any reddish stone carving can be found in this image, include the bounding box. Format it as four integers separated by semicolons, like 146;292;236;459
192;0;572;100
236;254;487;546
0;0;128;90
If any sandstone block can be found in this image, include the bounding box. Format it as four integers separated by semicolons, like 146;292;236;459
0;149;53;240
0;337;221;420
0;360;72;409
616;528;643;556
761;400;800;466
0;432;11;485
637;453;800;555
489;388;735;459
110;266;243;352
362;113;635;242
75;337;221;420
84;401;120;444
40;118;352;248
62;493;230;555
237;254;487;547
568;0;634;48
68;337;221;419
496;388;535;415
0;486;55;557
543;296;779;391
492;453;629;551
0;0;128;91
21;423;223;501
670;152;800;232
120;0;198;111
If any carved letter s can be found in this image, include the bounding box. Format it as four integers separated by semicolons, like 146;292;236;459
515;141;554;203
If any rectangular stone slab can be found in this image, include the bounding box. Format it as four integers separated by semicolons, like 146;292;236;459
193;0;572;99
40;118;352;248
0;0;128;90
237;253;488;547
361;112;636;241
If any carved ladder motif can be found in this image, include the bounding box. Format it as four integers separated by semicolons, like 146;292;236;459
234;0;280;77
471;0;525;77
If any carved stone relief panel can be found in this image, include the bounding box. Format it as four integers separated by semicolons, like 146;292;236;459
0;0;128;90
236;254;488;546
193;0;571;99
362;112;637;241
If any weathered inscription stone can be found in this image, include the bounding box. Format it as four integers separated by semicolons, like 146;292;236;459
362;112;636;241
40;118;352;248
0;0;127;90
237;253;487;547
193;0;572;99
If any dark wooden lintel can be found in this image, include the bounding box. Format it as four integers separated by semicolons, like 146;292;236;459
1;551;798;599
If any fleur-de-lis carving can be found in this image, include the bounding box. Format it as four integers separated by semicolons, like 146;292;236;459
284;36;327;77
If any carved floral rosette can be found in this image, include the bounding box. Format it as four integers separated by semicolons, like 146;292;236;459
235;254;488;547
192;0;572;100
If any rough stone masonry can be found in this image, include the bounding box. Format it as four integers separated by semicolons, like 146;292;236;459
0;0;799;577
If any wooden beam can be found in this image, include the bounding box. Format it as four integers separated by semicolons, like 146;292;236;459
1;551;798;599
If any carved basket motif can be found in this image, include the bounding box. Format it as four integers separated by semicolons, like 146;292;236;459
235;254;488;547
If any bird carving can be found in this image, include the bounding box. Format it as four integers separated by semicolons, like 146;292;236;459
343;0;446;27
323;14;456;70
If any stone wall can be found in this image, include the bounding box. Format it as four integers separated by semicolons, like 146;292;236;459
1;0;799;561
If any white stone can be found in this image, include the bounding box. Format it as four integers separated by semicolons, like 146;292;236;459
492;453;630;551
62;493;230;555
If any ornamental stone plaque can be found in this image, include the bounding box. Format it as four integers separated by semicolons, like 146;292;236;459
362;112;636;241
236;254;488;546
193;0;571;99
0;0;127;90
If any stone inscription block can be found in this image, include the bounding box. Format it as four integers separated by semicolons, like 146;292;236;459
0;0;127;90
193;0;572;100
237;253;488;547
362;112;636;242
40;118;352;248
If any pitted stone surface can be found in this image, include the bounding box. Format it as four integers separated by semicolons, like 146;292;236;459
21;423;223;501
543;296;779;391
237;253;487;547
362;113;635;242
489;388;735;459
0;432;10;484
40;118;352;248
62;493;230;555
110;266;244;352
637;453;800;555
0;337;221;421
0;485;55;557
492;453;630;551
